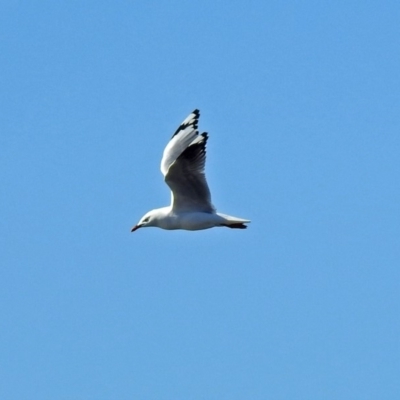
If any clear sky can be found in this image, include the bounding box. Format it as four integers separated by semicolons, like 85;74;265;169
1;1;399;399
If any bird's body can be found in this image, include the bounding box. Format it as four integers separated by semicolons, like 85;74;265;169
131;110;250;232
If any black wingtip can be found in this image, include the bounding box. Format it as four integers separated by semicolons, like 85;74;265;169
178;133;208;162
223;223;248;229
171;109;201;138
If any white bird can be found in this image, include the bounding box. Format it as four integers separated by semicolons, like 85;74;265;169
131;109;250;232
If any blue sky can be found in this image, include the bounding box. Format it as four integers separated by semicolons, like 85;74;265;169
1;1;399;399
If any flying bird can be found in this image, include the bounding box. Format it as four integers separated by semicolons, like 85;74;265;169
131;109;250;232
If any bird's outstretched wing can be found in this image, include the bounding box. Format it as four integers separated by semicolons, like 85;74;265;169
160;110;215;213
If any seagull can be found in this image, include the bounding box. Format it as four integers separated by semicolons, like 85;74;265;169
131;109;250;232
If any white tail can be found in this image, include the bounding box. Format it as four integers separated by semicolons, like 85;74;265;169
217;213;251;229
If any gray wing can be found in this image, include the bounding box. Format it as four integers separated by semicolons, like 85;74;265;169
165;132;215;213
161;110;215;213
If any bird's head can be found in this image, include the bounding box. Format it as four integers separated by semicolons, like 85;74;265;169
131;210;158;232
